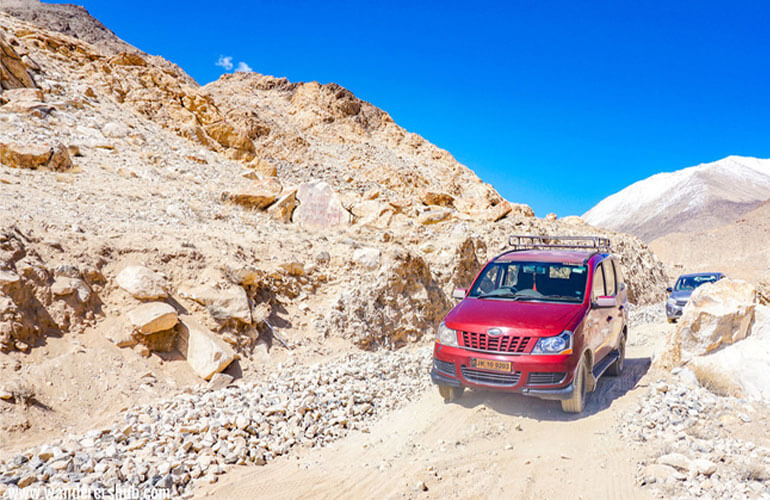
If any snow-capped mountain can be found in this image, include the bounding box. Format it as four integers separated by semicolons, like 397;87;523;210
582;156;770;241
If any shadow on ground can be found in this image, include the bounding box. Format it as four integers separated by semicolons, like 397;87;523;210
455;357;651;422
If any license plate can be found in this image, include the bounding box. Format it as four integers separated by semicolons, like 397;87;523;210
470;358;511;372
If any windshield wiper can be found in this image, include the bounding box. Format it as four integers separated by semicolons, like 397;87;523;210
540;295;582;302
476;290;537;300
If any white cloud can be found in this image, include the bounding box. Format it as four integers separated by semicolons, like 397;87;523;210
216;55;233;71
235;61;253;73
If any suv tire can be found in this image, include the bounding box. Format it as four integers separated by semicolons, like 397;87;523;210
561;358;587;413
438;385;463;403
607;332;626;376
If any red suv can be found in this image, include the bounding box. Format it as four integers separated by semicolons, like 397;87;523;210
431;235;628;413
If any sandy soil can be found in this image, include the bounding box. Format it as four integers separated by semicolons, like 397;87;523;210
195;324;671;500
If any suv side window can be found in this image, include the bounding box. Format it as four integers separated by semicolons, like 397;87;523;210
592;262;606;299
613;260;624;287
605;259;617;296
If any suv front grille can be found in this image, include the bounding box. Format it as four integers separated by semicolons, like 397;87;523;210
461;331;531;353
527;372;566;385
433;359;456;376
460;366;521;386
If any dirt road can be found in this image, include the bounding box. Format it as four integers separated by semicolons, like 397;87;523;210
197;325;667;500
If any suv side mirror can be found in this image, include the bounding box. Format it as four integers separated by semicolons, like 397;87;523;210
452;288;466;299
666;287;673;293
593;296;615;308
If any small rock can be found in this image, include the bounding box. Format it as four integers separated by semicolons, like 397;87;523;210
693;458;717;476
207;373;234;390
641;463;685;484
352;248;381;270
17;474;35;488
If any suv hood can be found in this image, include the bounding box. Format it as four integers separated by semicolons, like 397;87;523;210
444;298;585;337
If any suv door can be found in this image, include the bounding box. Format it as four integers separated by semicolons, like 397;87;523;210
588;260;615;362
601;258;625;357
609;259;628;338
584;261;609;362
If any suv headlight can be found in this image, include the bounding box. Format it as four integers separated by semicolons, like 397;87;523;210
436;321;458;347
532;331;572;355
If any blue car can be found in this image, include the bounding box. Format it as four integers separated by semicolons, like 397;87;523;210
665;272;725;323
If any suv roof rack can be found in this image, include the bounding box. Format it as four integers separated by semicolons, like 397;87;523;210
507;235;611;253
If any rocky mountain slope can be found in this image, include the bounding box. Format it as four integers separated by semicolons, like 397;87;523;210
583;156;770;242
650;200;770;285
0;0;137;56
0;4;673;497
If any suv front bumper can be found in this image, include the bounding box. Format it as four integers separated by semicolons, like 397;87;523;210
666;301;685;320
431;343;577;401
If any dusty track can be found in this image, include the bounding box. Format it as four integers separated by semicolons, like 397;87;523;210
197;325;666;500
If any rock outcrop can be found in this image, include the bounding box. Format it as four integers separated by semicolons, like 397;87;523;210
0;228;99;352
0;31;35;90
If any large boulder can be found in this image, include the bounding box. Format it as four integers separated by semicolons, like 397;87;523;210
266;188;297;223
225;178;282;209
0;142;74;171
126;302;178;335
485;201;512;222
688;305;770;401
420;191;455;208
116;265;167;300
656;278;757;367
50;276;91;302
180;285;251;325
678;279;755;360
292;181;351;230
177;316;236;380
351;200;395;228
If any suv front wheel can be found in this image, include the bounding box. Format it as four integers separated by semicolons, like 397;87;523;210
561;358;587;413
438;385;463;403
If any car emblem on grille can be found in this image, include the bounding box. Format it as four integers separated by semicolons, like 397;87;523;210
487;328;503;337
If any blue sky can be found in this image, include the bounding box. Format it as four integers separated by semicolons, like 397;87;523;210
66;0;770;216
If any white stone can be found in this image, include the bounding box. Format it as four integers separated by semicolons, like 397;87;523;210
658;452;692;471
102;121;130;138
352;248;381;269
116;265;167;300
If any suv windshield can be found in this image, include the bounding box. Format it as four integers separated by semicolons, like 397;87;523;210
675;274;719;291
468;261;588;303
